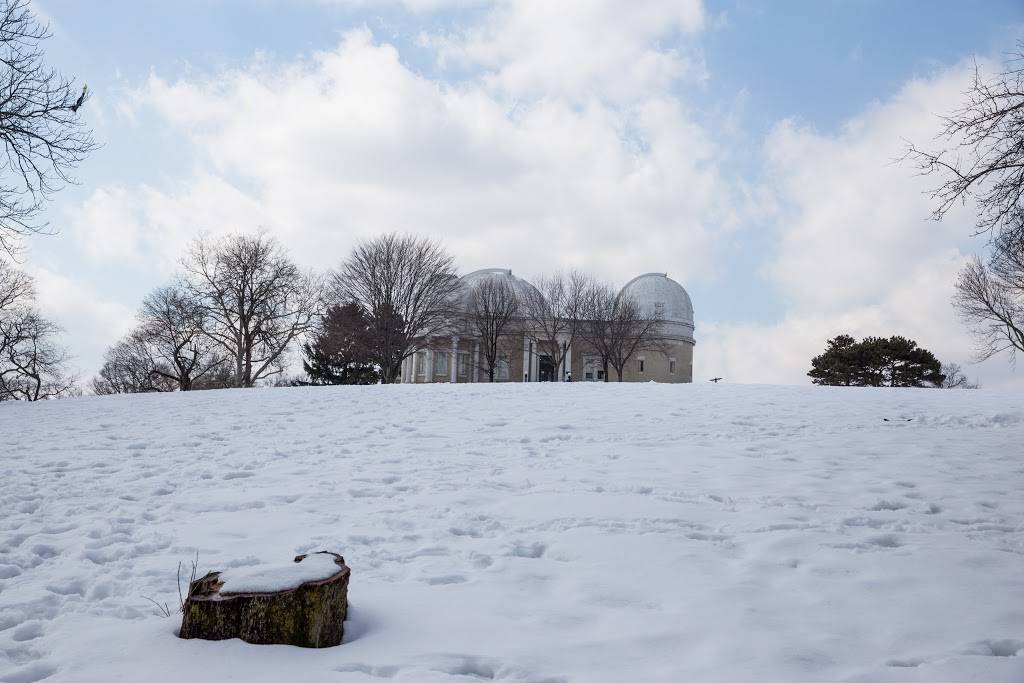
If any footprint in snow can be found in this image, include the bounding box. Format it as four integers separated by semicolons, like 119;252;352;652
425;574;467;585
868;500;907;511
1;661;58;683
886;657;924;668
962;638;1024;657
510;541;546;559
11;621;45;642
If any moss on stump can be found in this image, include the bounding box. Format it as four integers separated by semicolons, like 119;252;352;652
178;551;350;648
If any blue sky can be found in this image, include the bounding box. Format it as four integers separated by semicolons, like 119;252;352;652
22;0;1024;385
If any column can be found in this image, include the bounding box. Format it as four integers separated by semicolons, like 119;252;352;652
425;348;434;383
450;336;459;383
410;350;418;384
522;335;530;383
565;341;572;381
472;342;480;382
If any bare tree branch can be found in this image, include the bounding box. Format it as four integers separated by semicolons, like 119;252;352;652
954;223;1024;362
905;44;1024;238
0;0;96;256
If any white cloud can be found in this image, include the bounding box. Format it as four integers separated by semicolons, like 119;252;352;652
84;26;731;283
319;0;489;11
68;175;267;273
27;265;137;375
763;65;980;312
702;60;1023;387
428;0;707;102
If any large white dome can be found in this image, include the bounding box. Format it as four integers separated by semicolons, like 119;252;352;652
619;272;695;341
457;268;539;313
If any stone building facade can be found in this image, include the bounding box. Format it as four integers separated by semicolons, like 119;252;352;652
399;269;695;384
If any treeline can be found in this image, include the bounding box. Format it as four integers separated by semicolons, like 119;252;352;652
94;233;320;394
91;231;671;395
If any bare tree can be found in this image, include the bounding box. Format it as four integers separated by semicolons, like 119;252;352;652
91;331;176;395
579;282;666;382
0;308;76;400
466;275;520;382
0;258;32;311
0;259;75;400
940;362;980;389
139;285;225;391
0;0;96;255
522;271;588;381
906;42;1024;239
333;233;461;383
182;233;322;388
954;225;1024;361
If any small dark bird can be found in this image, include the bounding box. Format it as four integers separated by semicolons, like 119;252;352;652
709;377;722;383
69;84;87;113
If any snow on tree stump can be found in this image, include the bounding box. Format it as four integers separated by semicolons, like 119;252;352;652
178;551;350;648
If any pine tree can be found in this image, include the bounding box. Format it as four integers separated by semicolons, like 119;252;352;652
808;334;945;387
808;334;859;385
300;303;379;385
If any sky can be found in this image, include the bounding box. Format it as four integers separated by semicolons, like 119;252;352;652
17;0;1024;387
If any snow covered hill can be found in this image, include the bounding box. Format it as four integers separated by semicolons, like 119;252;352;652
1;383;1023;682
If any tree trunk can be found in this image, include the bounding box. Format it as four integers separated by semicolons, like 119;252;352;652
179;551;350;648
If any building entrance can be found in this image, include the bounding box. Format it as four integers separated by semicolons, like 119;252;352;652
538;355;556;382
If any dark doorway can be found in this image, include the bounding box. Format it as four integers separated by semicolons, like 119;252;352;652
538;355;555;382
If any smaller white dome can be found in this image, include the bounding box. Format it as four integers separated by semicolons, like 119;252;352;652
619;273;695;341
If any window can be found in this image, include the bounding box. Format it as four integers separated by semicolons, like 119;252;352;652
416;352;426;376
638;357;645;374
458;352;470;377
654;302;665;317
496;353;510;381
669;358;676;374
435;351;448;375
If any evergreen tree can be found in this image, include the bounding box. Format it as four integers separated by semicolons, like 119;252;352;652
808;334;945;387
807;334;859;385
300;303;379;385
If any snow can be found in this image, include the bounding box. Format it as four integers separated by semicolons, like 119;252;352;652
217;552;342;595
0;383;1023;682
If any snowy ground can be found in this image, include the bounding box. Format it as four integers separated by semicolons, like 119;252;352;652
1;383;1023;682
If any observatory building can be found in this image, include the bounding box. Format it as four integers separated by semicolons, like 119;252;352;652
400;270;694;384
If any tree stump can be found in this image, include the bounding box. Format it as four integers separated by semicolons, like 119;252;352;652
179;551;350;648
